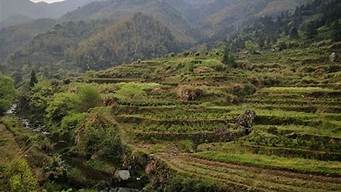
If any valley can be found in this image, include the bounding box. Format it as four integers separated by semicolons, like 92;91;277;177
0;0;340;191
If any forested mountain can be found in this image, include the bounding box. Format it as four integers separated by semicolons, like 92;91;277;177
226;0;341;51
0;0;98;24
1;1;341;191
0;0;327;78
6;20;106;77
5;13;180;76
74;13;179;70
60;0;197;44
60;0;307;43
0;19;56;63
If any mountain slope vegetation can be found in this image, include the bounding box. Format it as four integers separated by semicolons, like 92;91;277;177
0;0;98;22
74;13;180;70
0;0;313;76
60;0;197;44
5;13;181;76
0;19;56;63
5;20;106;76
0;0;340;191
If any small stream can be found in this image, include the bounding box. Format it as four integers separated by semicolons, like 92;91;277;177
6;104;145;191
6;104;50;135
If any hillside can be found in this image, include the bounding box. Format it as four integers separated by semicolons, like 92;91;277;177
5;13;181;77
74;13;180;70
0;0;310;77
5;20;106;77
5;36;341;191
0;19;56;64
226;0;341;52
0;0;340;191
0;0;98;22
60;0;197;44
60;0;307;43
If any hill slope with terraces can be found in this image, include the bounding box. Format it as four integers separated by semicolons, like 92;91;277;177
1;0;340;191
66;40;340;191
2;38;340;191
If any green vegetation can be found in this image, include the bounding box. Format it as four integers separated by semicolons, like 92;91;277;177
47;93;79;123
0;74;16;114
5;159;39;192
0;0;340;191
194;151;341;175
114;82;160;102
75;108;124;161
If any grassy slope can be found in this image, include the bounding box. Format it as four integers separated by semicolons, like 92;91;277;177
69;40;341;190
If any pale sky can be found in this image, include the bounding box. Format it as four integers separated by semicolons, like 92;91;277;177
31;0;65;3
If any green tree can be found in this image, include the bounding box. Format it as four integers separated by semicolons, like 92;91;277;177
0;74;16;114
222;45;236;67
29;70;38;87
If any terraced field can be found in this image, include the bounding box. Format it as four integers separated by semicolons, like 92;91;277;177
75;45;341;191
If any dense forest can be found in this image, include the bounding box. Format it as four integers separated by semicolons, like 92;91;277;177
0;0;340;191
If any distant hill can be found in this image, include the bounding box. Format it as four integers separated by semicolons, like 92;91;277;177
0;18;56;62
5;19;104;75
0;15;34;29
60;0;308;43
194;0;308;41
60;0;197;44
5;13;180;76
74;13;180;70
0;0;98;23
0;0;318;78
226;0;341;51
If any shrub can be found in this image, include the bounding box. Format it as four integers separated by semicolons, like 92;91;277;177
44;155;68;180
176;140;194;152
230;83;256;97
47;93;79;123
114;82;159;102
59;113;87;142
5;159;39;192
75;108;124;161
176;85;203;102
77;85;101;112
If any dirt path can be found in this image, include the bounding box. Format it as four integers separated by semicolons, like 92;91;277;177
157;153;341;192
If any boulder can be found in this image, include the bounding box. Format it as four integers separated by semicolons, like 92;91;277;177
114;170;131;181
330;52;336;63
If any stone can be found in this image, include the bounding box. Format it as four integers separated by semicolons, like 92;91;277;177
114;170;131;181
330;52;336;63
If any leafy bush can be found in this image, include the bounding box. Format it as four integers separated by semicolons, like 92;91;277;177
75;108;124;161
77;85;101;112
16;80;54;124
176;85;203;101
47;93;79;123
5;159;39;192
59;113;87;142
114;82;159;102
0;74;16;114
230;83;256;97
